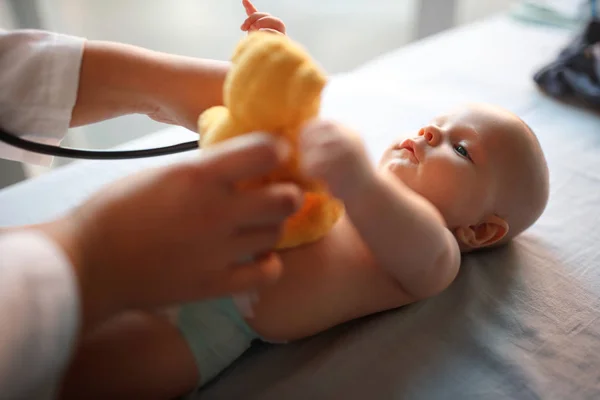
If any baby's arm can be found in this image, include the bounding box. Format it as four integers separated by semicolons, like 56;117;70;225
58;311;198;400
300;121;460;300
346;169;460;299
240;0;286;35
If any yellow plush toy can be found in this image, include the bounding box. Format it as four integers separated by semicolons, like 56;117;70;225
198;31;344;250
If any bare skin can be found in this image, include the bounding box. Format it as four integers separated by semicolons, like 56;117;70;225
58;3;550;400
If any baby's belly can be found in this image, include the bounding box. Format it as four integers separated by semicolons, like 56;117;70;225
240;219;409;342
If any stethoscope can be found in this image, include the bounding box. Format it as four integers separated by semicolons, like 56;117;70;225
0;127;198;159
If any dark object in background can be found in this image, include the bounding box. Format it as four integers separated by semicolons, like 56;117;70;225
534;19;600;109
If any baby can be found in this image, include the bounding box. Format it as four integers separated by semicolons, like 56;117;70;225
58;2;550;399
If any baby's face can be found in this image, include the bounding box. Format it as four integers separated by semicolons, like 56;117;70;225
379;104;530;229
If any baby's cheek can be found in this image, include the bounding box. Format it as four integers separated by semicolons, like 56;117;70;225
417;166;468;215
428;175;462;208
445;175;486;225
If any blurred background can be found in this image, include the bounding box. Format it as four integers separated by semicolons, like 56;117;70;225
0;0;589;187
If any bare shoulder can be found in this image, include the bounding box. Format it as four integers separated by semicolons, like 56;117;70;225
247;216;421;341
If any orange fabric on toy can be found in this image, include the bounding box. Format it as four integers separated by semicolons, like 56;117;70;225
198;32;344;249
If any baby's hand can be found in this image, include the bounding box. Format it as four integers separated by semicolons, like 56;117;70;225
300;120;375;203
241;0;286;35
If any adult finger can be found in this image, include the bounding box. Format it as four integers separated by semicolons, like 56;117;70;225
231;183;302;229
241;12;271;30
242;0;258;16
231;227;283;259
209;253;283;296
200;133;291;185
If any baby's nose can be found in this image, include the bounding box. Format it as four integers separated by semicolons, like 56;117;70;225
419;126;441;146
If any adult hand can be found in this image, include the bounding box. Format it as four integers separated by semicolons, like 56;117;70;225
41;133;302;332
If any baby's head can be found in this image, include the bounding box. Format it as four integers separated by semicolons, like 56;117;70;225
379;103;549;251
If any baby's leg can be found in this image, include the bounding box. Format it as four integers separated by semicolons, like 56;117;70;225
58;310;198;400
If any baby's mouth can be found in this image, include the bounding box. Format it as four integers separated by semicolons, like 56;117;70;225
394;139;419;163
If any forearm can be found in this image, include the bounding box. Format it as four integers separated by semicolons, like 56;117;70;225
345;170;460;298
71;40;228;128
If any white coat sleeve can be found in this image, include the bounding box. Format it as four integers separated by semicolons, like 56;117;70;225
0;29;85;166
0;230;80;399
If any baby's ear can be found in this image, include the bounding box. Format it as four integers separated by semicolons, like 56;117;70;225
454;215;509;250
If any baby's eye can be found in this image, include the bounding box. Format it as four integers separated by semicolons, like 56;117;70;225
454;144;471;160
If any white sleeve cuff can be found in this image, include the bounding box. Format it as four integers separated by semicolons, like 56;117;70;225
0;30;85;166
0;230;81;399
